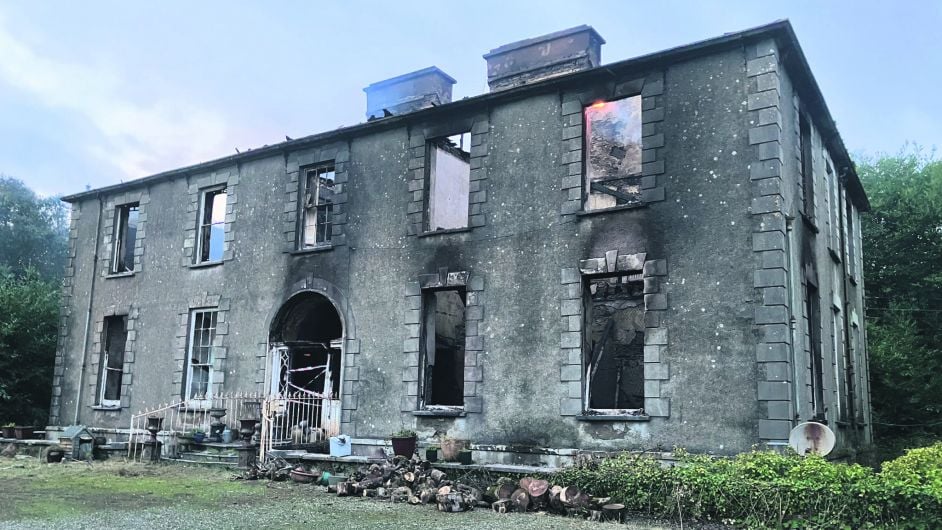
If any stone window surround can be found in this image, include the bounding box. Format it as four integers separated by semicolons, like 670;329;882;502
101;190;150;277
401;269;485;416
560;72;667;217
172;293;231;402
283;142;351;252
49;203;82;424
559;252;670;419
406;114;490;236
87;304;140;410
182;168;238;267
746;39;795;443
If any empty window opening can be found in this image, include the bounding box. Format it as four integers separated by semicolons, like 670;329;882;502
98;315;127;407
799;112;814;221
422;288;466;407
185;309;218;401
111;203;139;274
197;187;227;263
583;274;645;412
426;132;470;231
300;164;335;248
584;96;643;211
804;283;825;419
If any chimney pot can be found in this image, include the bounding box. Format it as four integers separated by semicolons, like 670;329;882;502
363;66;456;120
483;25;605;91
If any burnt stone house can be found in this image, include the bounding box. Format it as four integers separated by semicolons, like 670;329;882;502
49;20;872;463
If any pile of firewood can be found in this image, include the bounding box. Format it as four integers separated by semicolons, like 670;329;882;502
324;455;625;521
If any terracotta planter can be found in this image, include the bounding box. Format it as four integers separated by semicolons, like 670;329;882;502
1;427;14;438
390;436;417;457
440;438;468;461
14;426;34;440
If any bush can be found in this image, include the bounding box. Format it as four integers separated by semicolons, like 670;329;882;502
553;444;942;528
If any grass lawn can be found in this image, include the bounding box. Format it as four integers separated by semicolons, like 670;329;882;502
0;458;676;529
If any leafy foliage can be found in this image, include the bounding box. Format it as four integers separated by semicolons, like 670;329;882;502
858;149;942;454
0;267;60;425
554;446;942;528
0;176;69;281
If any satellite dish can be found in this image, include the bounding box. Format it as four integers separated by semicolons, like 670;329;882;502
788;422;835;456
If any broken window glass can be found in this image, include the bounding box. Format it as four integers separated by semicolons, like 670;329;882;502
300;164;335;248
98;315;127;407
186;310;218;400
800;112;814;221
111;203;139;273
197;187;227;263
584;96;643;211
422;288;466;407
584;275;645;411
427;132;470;231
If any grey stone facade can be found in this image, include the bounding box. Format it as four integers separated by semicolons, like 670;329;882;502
51;21;872;461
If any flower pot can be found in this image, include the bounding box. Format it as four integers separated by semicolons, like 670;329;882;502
440;438;468;461
425;448;439;462
192;432;206;444
289;468;317;484
390;436;417;457
14;426;34;440
457;449;473;465
1;427;14;438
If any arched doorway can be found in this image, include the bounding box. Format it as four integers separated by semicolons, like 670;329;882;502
268;291;343;399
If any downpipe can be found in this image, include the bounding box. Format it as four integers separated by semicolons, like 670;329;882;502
73;194;103;425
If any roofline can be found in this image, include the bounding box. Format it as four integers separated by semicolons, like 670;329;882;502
63;19;867;210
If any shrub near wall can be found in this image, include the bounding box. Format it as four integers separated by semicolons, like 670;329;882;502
554;444;942;528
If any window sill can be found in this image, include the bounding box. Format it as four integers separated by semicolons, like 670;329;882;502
412;409;466;418
848;275;858;286
801;214;819;233
105;271;136;279
91;405;123;411
576;414;650;422
189;261;223;270
418;227;472;238
575;203;646;217
289;245;334;255
828;248;842;264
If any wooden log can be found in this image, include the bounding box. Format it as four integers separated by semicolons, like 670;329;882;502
588;509;602;522
510;488;530;513
437;485;452;495
363;489;377;498
408;495;421;505
376;487;387;498
336;481;351;497
419;487;437;504
437;491;473;512
428;469;447;484
518;476;533;491
527;479;550;508
602;503;625;522
326;485;337;494
402;471;415;484
548;485;564;512
390;486;412;503
589;496;612;508
496;482;516;500
492;499;512;514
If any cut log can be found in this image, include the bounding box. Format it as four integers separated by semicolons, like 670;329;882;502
590;496;612;508
526;479;550;507
428;469;447;484
436;491;473;512
402;471;415;483
496;482;516;500
336;481;351;497
408;495;421;505
492;499;512;514
419;487;437;504
390;486;412;503
602;503;625;522
437;485;452;495
510;488;530;513
518;476;533;491
363;489;377;498
548;485;564;512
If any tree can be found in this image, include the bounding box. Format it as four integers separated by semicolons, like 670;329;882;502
0;176;69;281
0;267;60;425
858;149;942;450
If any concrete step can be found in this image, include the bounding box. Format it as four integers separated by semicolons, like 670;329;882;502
178;451;238;464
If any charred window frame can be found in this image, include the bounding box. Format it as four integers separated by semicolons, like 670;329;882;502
97;315;128;408
804;281;826;421
184;309;218;402
583;96;643;211
196;186;227;263
799;112;815;223
582;272;646;414
425;132;471;232
419;287;467;409
110;203;139;274
299;163;336;248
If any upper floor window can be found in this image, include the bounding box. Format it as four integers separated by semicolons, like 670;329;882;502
426;132;470;232
197;187;227;263
299;164;335;248
185;309;218;401
584;96;643;211
98;315;127;407
799;112;815;222
111;203;139;273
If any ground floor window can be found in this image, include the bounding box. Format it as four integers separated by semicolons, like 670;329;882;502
422;288;466;408
185;309;217;401
98;315;128;407
583;273;645;412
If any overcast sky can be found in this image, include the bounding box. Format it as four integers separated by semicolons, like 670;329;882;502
1;1;939;197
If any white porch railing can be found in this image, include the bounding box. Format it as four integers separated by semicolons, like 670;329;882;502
259;392;341;463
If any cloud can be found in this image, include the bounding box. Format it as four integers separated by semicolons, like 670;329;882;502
0;14;230;181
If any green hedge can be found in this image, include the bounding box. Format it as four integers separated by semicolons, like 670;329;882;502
553;443;942;528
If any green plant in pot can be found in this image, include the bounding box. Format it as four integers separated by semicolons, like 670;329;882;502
425;445;440;462
1;423;14;438
390;429;417;457
190;428;206;444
